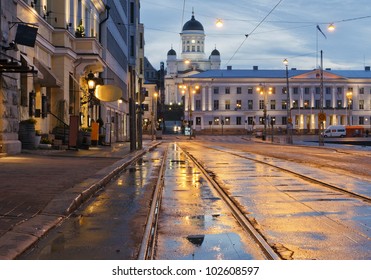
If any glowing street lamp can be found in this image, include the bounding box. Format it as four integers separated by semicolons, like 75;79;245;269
257;84;272;141
327;23;335;31
346;91;353;125
283;58;293;144
216;19;223;28
179;84;200;139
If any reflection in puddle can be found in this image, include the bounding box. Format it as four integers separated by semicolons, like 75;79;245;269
161;232;255;260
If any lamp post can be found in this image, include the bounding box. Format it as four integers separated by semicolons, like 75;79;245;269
283;59;293;144
346;91;353;125
257;84;272;141
151;92;158;141
318;50;325;146
179;84;199;139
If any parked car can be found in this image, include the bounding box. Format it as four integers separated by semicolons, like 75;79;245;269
323;125;346;138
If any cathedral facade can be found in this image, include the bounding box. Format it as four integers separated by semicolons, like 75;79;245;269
164;12;221;105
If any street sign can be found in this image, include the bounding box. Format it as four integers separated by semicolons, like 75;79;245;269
318;112;326;122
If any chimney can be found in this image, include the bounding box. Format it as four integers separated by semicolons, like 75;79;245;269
227;65;232;70
365;66;370;71
253;66;258;70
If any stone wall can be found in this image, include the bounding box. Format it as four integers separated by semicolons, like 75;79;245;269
0;0;22;154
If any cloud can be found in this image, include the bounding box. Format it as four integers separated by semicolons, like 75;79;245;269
142;0;371;70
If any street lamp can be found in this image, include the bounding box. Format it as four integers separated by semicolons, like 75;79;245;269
346;91;353;125
151;92;158;140
179;84;199;139
283;58;293;144
257;84;272;141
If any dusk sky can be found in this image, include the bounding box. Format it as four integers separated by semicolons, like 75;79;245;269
141;0;371;71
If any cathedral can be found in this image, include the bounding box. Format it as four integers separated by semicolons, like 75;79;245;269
164;12;221;105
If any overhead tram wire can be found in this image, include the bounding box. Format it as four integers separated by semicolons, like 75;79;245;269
225;0;285;66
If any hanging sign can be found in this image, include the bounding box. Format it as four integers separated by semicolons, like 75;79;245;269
94;85;122;102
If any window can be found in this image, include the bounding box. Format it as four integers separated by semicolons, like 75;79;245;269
248;117;254;125
326;87;331;95
248;100;253;110
236;100;242;110
270;100;276;110
325;100;331;108
225;100;230;110
304;87;310;94
214;117;220;125
282;101;287;110
236;117;242;125
293;87;299;94
225;117;230;125
315;87;320;94
337;87;343;95
130;2;135;24
304;100;310;109
359;116;365;125
225;87;230;94
247;87;253;94
359;87;365;94
237;87;242;94
315;100;321;109
337;100;342;108
142;104;149;111
196;117;201;125
213;100;219;110
195;100;201;110
213;87;219;94
282;87;287;94
259;100;265;110
359;100;365;109
293;100;299;108
282;116;287;125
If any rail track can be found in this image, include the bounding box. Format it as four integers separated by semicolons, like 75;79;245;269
191;144;371;204
138;143;281;260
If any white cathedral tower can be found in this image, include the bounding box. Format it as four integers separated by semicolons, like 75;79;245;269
164;12;221;105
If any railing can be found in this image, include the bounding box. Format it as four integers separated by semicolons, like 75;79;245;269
48;110;69;144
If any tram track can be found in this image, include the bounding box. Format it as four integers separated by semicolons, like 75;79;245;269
190;144;371;204
139;143;280;260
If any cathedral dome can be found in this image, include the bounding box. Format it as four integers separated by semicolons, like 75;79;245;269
211;49;220;56
182;14;204;31
167;48;176;55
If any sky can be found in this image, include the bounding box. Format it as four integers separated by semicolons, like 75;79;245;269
140;0;371;71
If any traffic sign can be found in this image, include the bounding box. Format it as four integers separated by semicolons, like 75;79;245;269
318;112;326;122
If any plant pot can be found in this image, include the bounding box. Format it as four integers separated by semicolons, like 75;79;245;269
35;135;41;147
19;123;36;149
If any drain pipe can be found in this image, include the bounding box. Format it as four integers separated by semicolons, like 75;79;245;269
99;5;110;43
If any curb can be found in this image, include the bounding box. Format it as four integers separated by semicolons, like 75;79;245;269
0;141;161;260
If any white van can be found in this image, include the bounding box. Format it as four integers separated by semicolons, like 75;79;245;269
323;125;346;138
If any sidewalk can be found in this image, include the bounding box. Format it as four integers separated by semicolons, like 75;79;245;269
0;139;160;260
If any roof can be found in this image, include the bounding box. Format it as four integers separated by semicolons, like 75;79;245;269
182;14;204;32
211;49;220;56
187;69;371;79
167;49;176;56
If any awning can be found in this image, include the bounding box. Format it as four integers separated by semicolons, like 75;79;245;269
20;54;42;78
34;58;62;88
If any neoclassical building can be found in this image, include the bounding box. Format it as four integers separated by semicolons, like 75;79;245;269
0;0;143;155
182;66;371;134
164;12;221;105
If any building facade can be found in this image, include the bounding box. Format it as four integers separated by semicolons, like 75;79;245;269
164;12;221;106
182;67;371;134
0;0;143;155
